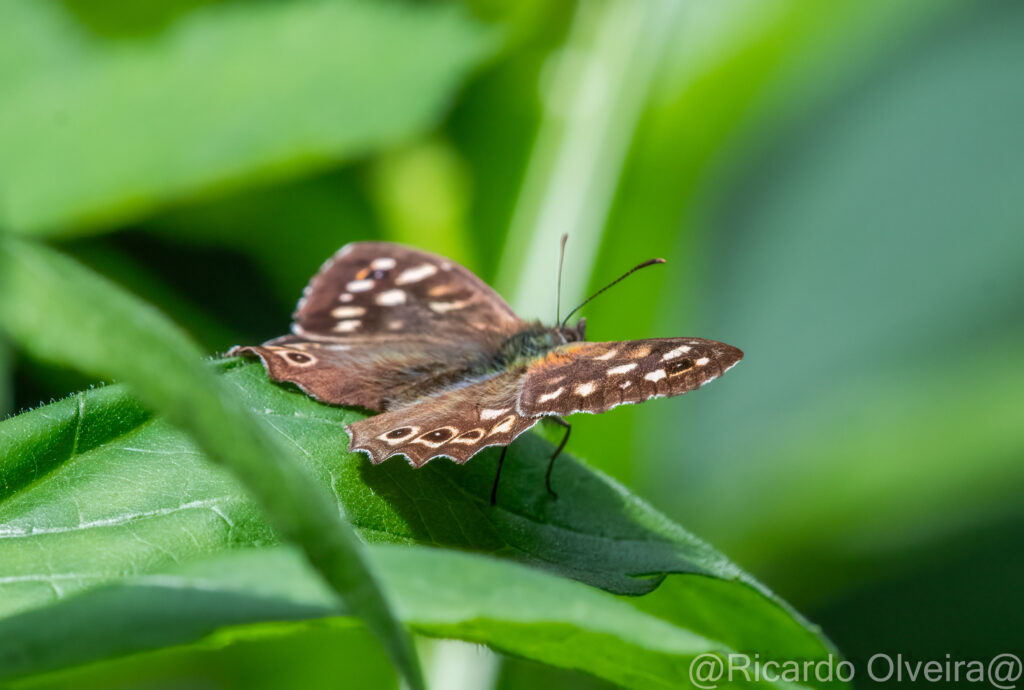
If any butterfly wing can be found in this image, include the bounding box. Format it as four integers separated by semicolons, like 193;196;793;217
518;338;743;416
346;370;538;466
229;241;528;411
291;241;525;341
229;335;486;412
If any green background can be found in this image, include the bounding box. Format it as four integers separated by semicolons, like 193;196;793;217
1;0;1022;687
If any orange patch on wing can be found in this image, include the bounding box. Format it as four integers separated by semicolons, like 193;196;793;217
355;267;371;280
528;344;585;372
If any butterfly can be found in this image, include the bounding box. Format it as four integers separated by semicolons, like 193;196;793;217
229;240;742;503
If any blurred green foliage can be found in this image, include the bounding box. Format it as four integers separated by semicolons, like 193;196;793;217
1;0;1022;687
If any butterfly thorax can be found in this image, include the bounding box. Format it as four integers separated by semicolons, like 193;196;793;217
493;320;586;369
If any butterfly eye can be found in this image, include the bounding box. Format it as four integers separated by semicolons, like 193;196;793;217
666;358;694;375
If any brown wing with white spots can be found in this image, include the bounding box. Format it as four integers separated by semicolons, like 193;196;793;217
291;241;525;342
228;241;528;409
346;370;538;466
518;338;743;417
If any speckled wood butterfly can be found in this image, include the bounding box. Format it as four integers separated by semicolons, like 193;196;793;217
229;241;742;502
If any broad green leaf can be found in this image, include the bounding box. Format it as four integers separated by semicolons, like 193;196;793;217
0;238;424;690
0;0;496;237
0;353;837;684
7;619;397;690
0;544;841;690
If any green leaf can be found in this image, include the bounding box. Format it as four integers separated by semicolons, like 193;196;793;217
0;237;424;690
5;621;399;690
0;353;837;685
0;545;842;690
0;0;496;236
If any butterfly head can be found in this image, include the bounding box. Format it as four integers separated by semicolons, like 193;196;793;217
558;317;586;343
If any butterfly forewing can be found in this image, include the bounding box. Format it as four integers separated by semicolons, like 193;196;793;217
292;241;525;342
519;338;743;417
228;241;526;411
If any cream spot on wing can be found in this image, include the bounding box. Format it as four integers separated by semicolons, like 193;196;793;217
662;345;692;361
607;363;637;376
346;279;374;293
334;320;361;333
480;408;509;420
375;289;406;306
429;299;471;313
339;293;354;302
428;284;455;296
593;349;618;361
331;306;366;318
396;264;438;284
371;257;396;270
546;375;566;384
696;357;710;366
386;320;404;330
537;387;564;403
488;415;517;435
629;346;651;359
620;381;632;389
575;381;596;397
644;369;666;382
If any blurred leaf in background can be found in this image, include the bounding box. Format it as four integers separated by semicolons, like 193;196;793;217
1;0;1022;687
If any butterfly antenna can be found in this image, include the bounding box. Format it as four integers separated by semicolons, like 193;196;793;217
555;233;568;323
560;257;665;329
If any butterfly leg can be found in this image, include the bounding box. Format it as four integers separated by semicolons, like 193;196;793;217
490;445;509;506
545;417;571;499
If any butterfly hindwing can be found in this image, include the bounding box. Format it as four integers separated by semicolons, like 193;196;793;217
291;241;526;342
346;371;538;466
228;334;500;411
519;338;743;416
